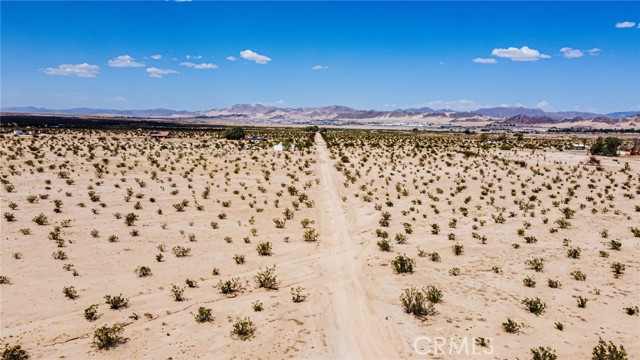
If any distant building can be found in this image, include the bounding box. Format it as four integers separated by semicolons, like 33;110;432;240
571;144;590;150
148;131;170;138
273;142;296;151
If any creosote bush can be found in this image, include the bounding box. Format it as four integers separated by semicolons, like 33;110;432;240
231;317;255;340
391;254;415;274
400;287;436;318
92;323;126;350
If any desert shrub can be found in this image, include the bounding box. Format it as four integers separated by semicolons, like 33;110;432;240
0;276;12;284
547;279;562;288
395;233;407;244
577;296;588;308
624;306;638;316
502;318;521;333
567;247;581;259
104;294;129;309
1;344;29;360
107;235;118;243
252;300;264;312
391;254;414;274
609;239;622;251
273;218;286;228
254;266;279;290
400;287;435;317
233;254;245;264
155;253;164;262
52;250;68;260
194;307;213;323
428;252;441;262
592;337;627;360
170;285;185;301
449;267;461;276
32;213;48;225
256;242;272;256
124;213;138;226
377;239;391;251
630;227;640;237
303;228;319;242
525;257;545;272
571;270;587;281
291;286;307;303
523;276;536;288
134;266;152;277
524;236;538;244
84;304;99;321
217;278;242;296
4;212;15;222
452;243;464;256
424;285;443;304
63;286;78;299
185;279;198;288
522;297;546;315
92;323;126;350
555;322;564;331
531;346;557;360
172;246;191;257
611;262;625;278
230;317;255;340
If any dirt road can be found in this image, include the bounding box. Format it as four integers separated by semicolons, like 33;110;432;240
315;133;404;359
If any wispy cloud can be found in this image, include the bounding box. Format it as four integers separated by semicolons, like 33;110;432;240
424;99;483;111
312;65;329;70
560;47;584;58
615;21;636;28
491;46;550;61
180;62;219;69
256;100;286;106
226;56;237;61
150;54;162;60
106;96;128;103
186;55;202;60
43;63;99;78
108;55;145;68
240;49;271;64
587;48;601;56
472;58;497;64
146;67;178;78
537;100;549;109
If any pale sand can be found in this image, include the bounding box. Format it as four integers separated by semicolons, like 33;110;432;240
1;130;638;359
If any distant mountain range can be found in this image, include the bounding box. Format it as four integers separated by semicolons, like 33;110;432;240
2;104;638;122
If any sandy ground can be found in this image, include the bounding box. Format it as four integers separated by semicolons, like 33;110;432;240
1;130;639;359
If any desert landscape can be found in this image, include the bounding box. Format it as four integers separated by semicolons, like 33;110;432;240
1;128;638;359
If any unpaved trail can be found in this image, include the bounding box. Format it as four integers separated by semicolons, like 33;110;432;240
315;132;403;359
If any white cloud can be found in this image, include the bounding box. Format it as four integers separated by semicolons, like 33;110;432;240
146;67;178;78
175;0;191;2
615;21;636;28
587;48;601;56
108;55;145;68
239;49;271;64
256;100;286;106
180;62;219;69
491;46;550;61
472;57;497;64
312;65;328;70
150;54;162;60
186;55;202;59
106;96;128;103
560;47;584;58
424;99;482;111
43;63;100;78
383;103;397;108
226;56;237;61
537;100;549;109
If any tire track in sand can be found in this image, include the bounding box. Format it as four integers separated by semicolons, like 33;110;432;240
315;132;403;359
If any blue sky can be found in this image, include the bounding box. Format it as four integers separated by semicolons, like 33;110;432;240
1;1;639;113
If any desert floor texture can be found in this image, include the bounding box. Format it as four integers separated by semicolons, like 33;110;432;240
1;129;639;359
